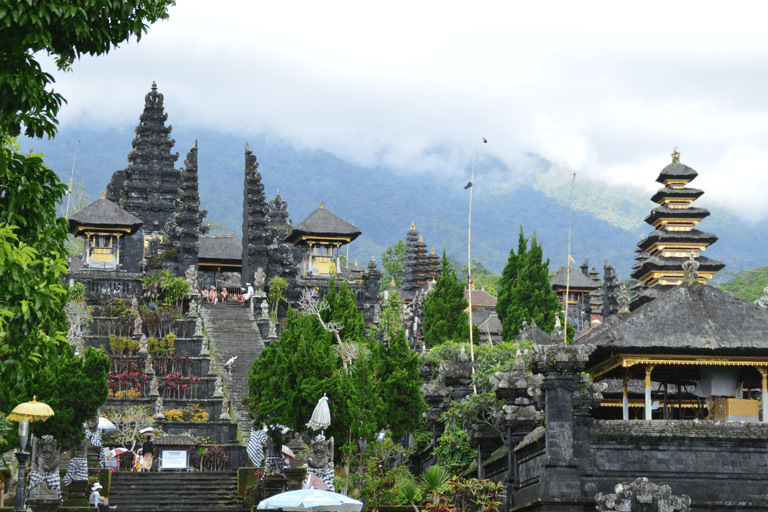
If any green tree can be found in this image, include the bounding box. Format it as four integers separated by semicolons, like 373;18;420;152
372;330;426;441
0;141;69;388
497;226;527;340
423;250;478;347
502;230;562;338
380;289;404;336
1;0;175;139
321;278;365;342
0;344;109;451
248;307;342;445
381;239;406;289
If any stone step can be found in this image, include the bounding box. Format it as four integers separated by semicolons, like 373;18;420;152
108;471;247;512
199;303;265;445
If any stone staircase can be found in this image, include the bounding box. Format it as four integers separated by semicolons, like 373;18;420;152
200;302;264;444
108;471;247;512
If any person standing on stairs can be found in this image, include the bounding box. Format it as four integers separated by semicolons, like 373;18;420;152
224;355;237;375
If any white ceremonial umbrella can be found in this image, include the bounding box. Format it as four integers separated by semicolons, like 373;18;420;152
256;489;362;512
282;445;295;459
306;393;330;432
98;417;117;430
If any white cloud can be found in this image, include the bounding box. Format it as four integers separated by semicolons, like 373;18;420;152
39;0;768;218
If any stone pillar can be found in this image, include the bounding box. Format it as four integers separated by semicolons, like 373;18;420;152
645;365;655;421
623;374;630;421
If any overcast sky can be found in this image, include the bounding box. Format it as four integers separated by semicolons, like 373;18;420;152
40;1;768;219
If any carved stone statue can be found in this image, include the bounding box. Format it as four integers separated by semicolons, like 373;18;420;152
755;285;768;310
154;396;165;419
260;299;270;320
200;336;210;356
149;374;160;397
213;375;223;397
27;435;62;503
307;434;334;470
595;477;691;511
185;265;198;295
254;267;267;298
194;316;204;337
219;399;230;420
132;296;142;335
617;284;630;314
682;254;700;283
268;320;277;339
139;334;148;354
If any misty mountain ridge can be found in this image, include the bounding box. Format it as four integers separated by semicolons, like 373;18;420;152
18;123;768;282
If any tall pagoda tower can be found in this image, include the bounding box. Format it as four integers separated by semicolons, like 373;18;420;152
402;223;441;293
106;82;180;271
630;149;725;309
241;143;270;287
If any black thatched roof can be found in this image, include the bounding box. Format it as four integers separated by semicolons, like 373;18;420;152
69;198;143;236
656;161;698;184
549;266;600;290
636;229;719;252
576;284;768;362
513;322;553;345
644;206;710;226
630;255;726;279
650;186;704;204
285;202;361;245
199;236;242;261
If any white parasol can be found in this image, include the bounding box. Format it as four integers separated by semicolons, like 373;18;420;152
98;417;117;430
256;489;362;512
306;394;330;432
282;445;295;459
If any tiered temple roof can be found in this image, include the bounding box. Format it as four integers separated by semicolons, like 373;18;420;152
630;150;725;304
402;223;441;292
106;82;180;235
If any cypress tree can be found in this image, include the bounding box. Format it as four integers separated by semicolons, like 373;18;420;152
373;330;426;441
504;233;562;336
423;249;477;347
322;277;365;341
497;226;528;341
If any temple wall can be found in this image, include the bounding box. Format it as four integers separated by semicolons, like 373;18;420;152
585;420;768;508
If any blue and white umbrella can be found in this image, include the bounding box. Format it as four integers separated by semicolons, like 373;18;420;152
256;489;362;512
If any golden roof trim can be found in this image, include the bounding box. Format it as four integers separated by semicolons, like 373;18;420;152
589;354;768;379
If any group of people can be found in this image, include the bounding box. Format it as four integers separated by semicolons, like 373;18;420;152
200;283;254;305
201;286;229;304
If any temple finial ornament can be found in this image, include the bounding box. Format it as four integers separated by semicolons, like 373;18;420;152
682;254;700;283
319;201;325;209
152;81;157;90
410;221;415;230
671;146;680;163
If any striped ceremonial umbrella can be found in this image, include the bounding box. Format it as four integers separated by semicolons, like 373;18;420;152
257;489;362;512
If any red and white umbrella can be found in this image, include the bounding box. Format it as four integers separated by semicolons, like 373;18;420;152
111;448;127;456
282;445;295;459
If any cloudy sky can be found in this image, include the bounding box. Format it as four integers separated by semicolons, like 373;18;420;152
41;1;768;218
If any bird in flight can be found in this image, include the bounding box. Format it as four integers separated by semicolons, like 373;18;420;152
464;182;472;189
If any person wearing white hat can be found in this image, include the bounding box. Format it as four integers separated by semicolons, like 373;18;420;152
241;283;254;306
89;482;103;507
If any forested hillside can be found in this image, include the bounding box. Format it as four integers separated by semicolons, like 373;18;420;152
718;267;768;303
19;124;768;281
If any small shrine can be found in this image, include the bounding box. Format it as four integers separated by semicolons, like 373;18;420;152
549;262;600;333
286;201;361;276
69;198;144;270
